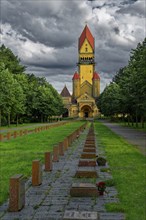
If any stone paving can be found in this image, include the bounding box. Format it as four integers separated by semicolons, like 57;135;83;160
0;126;125;220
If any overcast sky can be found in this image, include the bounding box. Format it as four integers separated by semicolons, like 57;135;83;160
1;0;145;94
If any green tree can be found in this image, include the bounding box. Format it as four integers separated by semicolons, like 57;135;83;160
0;44;25;74
97;83;121;118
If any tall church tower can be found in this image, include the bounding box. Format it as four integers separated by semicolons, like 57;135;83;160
78;25;95;85
61;25;100;118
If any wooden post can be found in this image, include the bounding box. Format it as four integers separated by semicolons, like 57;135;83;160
63;138;68;151
7;132;11;140
9;174;25;212
0;134;3;141
44;152;52;171
58;142;64;156
53;145;59;162
13;131;17;138
32;160;42;186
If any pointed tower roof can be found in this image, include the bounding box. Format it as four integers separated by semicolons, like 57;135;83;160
60;85;71;97
92;72;100;80
79;25;94;50
72;72;80;80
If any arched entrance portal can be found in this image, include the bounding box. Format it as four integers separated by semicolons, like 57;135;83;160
81;105;93;118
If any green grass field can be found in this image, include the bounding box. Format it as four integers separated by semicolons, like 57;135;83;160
0;121;84;204
94;121;146;220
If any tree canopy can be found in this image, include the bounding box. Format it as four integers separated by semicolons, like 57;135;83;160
0;45;64;126
97;38;146;127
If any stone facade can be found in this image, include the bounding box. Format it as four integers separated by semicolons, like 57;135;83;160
60;25;100;118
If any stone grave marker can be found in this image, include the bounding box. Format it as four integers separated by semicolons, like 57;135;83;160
44;152;52;171
75;167;98;178
70;183;98;197
59;142;64;156
9;174;25;212
78;159;96;167
53;145;59;162
83;147;96;153
32;159;42;186
81;152;96;159
63;210;99;220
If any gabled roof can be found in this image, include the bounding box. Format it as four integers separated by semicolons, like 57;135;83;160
92;72;100;80
79;25;94;50
60;85;71;97
72;72;80;80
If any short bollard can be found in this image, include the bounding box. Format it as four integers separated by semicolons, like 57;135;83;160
7;132;11;140
32;160;42;186
0;134;3;141
53;145;59;162
13;131;17;138
63;138;68;151
44;152;52;171
9;174;25;212
59;142;64;156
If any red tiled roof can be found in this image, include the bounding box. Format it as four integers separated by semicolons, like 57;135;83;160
72;72;80;80
92;72;100;80
79;25;94;50
60;85;71;97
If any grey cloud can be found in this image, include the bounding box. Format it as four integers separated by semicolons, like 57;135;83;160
113;27;120;35
1;0;144;93
1;0;85;48
117;1;145;17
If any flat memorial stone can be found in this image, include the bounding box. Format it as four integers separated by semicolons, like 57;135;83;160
83;148;96;153
70;183;98;197
63;210;99;220
84;144;96;148
81;153;96;159
75;167;98;178
78;159;96;167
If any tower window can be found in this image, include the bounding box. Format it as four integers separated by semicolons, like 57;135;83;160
85;47;88;52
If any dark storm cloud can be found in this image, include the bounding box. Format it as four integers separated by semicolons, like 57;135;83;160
1;0;84;48
113;27;120;35
117;1;146;17
1;0;145;93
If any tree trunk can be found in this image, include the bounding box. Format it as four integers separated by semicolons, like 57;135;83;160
8;112;10;127
0;109;1;127
141;115;144;128
128;115;130;126
135;109;138;128
16;115;18;126
41;114;43;123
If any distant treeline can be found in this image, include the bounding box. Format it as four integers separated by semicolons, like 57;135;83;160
0;45;64;126
97;38;146;127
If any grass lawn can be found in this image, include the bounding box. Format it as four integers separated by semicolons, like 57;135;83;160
0;121;84;205
94;121;146;220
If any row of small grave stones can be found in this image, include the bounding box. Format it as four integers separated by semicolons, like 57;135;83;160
64;125;126;220
70;123;99;197
0;121;67;141
63;124;105;219
8;123;87;212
